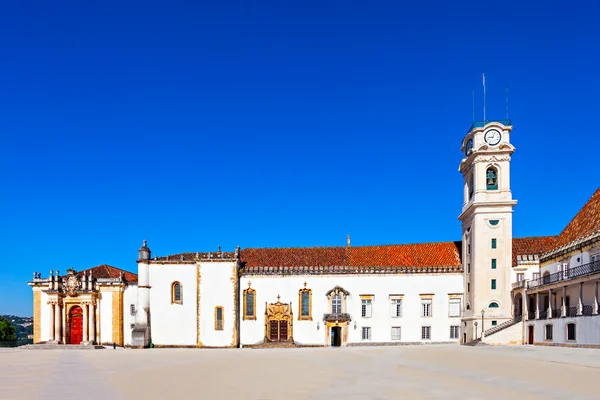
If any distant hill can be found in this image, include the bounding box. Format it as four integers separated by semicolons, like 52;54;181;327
1;315;33;346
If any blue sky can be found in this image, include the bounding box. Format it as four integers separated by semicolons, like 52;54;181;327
1;1;598;316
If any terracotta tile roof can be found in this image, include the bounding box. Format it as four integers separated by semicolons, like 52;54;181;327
240;247;347;268
74;265;138;283
553;187;600;249
348;242;462;268
512;236;557;266
240;242;462;273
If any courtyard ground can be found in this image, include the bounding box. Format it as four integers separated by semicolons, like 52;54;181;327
1;344;599;400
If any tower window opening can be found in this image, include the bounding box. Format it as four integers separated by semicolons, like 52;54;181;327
486;168;498;190
491;279;497;290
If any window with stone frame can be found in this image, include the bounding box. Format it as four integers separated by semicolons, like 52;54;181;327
450;326;459;339
545;324;553;341
421;326;431;340
390;297;402;317
361;327;371;340
567;323;576;341
215;306;224;331
298;287;312;321
243;287;256;320
448;298;461;317
421;299;432;317
361;298;373;318
171;282;183;304
391;326;401;340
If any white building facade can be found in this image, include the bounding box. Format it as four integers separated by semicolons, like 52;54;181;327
28;120;600;349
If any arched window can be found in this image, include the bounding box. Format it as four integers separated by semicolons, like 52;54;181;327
215;306;224;330
489;302;499;308
243;287;256;320
171;282;182;304
298;287;312;321
332;294;342;314
486;167;498;190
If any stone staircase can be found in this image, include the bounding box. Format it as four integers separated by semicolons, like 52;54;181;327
483;315;522;337
244;340;297;349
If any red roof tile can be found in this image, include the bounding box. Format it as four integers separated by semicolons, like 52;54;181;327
240;242;462;273
553;187;600;249
74;265;138;283
512;236;557;266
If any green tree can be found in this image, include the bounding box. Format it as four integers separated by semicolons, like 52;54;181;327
0;317;16;341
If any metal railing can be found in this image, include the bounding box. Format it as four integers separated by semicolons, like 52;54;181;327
527;260;600;289
512;280;527;290
583;305;594;316
528;311;536;320
322;313;351;322
483;315;522;337
568;307;578;317
467;119;512;133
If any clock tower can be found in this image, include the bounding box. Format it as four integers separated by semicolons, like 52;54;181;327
458;121;517;342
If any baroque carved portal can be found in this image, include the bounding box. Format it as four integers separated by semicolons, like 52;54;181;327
264;296;293;343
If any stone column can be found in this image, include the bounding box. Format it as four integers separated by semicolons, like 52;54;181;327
82;303;89;343
577;282;584;316
522;292;528;320
561;286;567;317
89;303;96;345
535;292;540;319
594;281;599;315
547;290;553;319
49;302;55;342
54;302;62;343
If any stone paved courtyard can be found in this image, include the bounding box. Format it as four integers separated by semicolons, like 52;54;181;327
2;345;600;400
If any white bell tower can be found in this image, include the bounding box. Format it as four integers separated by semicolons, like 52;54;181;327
458;121;517;342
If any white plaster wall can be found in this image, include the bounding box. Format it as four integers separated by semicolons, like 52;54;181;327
482;322;522;345
199;261;237;347
529;316;600;345
99;290;113;344
123;284;137;346
40;291;50;342
239;274;463;346
149;263;197;346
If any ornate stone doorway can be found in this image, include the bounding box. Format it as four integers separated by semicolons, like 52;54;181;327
68;306;83;344
264;296;293;343
331;326;341;347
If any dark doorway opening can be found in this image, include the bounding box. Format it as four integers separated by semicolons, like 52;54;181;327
528;325;534;345
331;326;341;347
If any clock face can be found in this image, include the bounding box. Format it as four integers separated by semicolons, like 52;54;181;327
465;139;473;156
484;129;502;146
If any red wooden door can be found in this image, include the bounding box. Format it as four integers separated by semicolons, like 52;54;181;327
269;321;279;341
279;320;288;341
69;306;83;344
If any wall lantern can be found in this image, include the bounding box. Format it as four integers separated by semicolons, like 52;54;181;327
353;321;357;330
316;322;320;330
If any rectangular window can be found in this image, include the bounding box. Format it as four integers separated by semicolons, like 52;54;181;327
244;289;256;320
467;263;470;273
391;327;401;340
215;307;224;331
421;299;432;317
592;254;599;262
449;298;461;317
491;320;497;326
567;324;576;341
450;326;459;339
532;272;540;281
491;279;497;290
491;238;497;249
545;324;553;341
361;299;372;318
517;273;525;282
467;283;470;293
491;259;497;269
299;290;311;320
421;326;431;340
390;299;402;317
467;244;471;255
361;327;371;340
